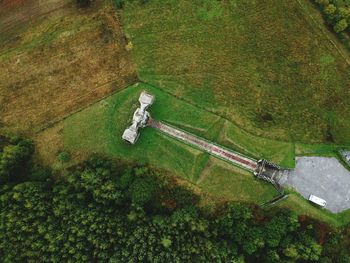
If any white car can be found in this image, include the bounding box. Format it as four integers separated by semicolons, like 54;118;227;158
308;194;327;207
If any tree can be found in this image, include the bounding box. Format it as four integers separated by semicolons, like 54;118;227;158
334;19;349;33
324;4;336;15
315;0;330;6
0;139;33;183
338;7;350;19
161;237;172;248
129;177;156;205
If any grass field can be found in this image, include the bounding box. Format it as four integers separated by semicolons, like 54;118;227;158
197;158;278;203
35;83;283;202
0;0;136;134
40;83;219;181
122;0;350;145
35;82;295;168
35;83;349;225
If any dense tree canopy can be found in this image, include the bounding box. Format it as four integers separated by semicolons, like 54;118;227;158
0;137;349;262
314;0;350;42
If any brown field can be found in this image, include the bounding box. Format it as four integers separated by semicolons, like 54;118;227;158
0;0;136;134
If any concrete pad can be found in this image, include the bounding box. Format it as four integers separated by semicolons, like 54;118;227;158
280;157;350;213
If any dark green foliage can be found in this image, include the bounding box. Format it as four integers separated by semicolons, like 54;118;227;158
156;181;199;211
0;137;349;262
321;226;350;263
29;165;51;182
129;176;156;205
0;138;33;183
114;0;124;9
57;151;71;163
313;0;350;42
76;0;90;8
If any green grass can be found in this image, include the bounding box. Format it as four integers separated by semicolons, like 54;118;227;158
122;0;350;145
198;158;278;203
295;142;345;156
63;83;295;178
219;121;295;168
63;83;212;181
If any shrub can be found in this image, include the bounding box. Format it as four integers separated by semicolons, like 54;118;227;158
76;0;90;8
57;151;71;163
115;0;124;9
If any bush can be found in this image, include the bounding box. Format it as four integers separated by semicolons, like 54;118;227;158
115;0;124;9
76;0;90;8
57;151;71;163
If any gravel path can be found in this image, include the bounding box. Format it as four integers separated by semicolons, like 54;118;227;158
149;119;258;171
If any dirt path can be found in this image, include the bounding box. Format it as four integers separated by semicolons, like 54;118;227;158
149;119;258;171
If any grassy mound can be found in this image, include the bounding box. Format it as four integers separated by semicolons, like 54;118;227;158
122;0;350;145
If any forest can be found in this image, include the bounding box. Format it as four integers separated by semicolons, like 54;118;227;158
0;135;349;262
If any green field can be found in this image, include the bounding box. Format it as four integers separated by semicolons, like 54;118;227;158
59;83;284;202
62;82;295;175
197;158;277;203
122;0;350;145
63;83;217;182
53;83;348;225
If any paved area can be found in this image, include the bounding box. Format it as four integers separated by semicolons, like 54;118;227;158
279;157;350;213
149;119;258;171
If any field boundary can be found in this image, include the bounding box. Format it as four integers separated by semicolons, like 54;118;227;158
34;80;136;135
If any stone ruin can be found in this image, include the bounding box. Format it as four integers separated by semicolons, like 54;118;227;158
122;91;155;144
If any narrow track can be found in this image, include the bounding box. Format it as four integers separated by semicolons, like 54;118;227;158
148;118;258;171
